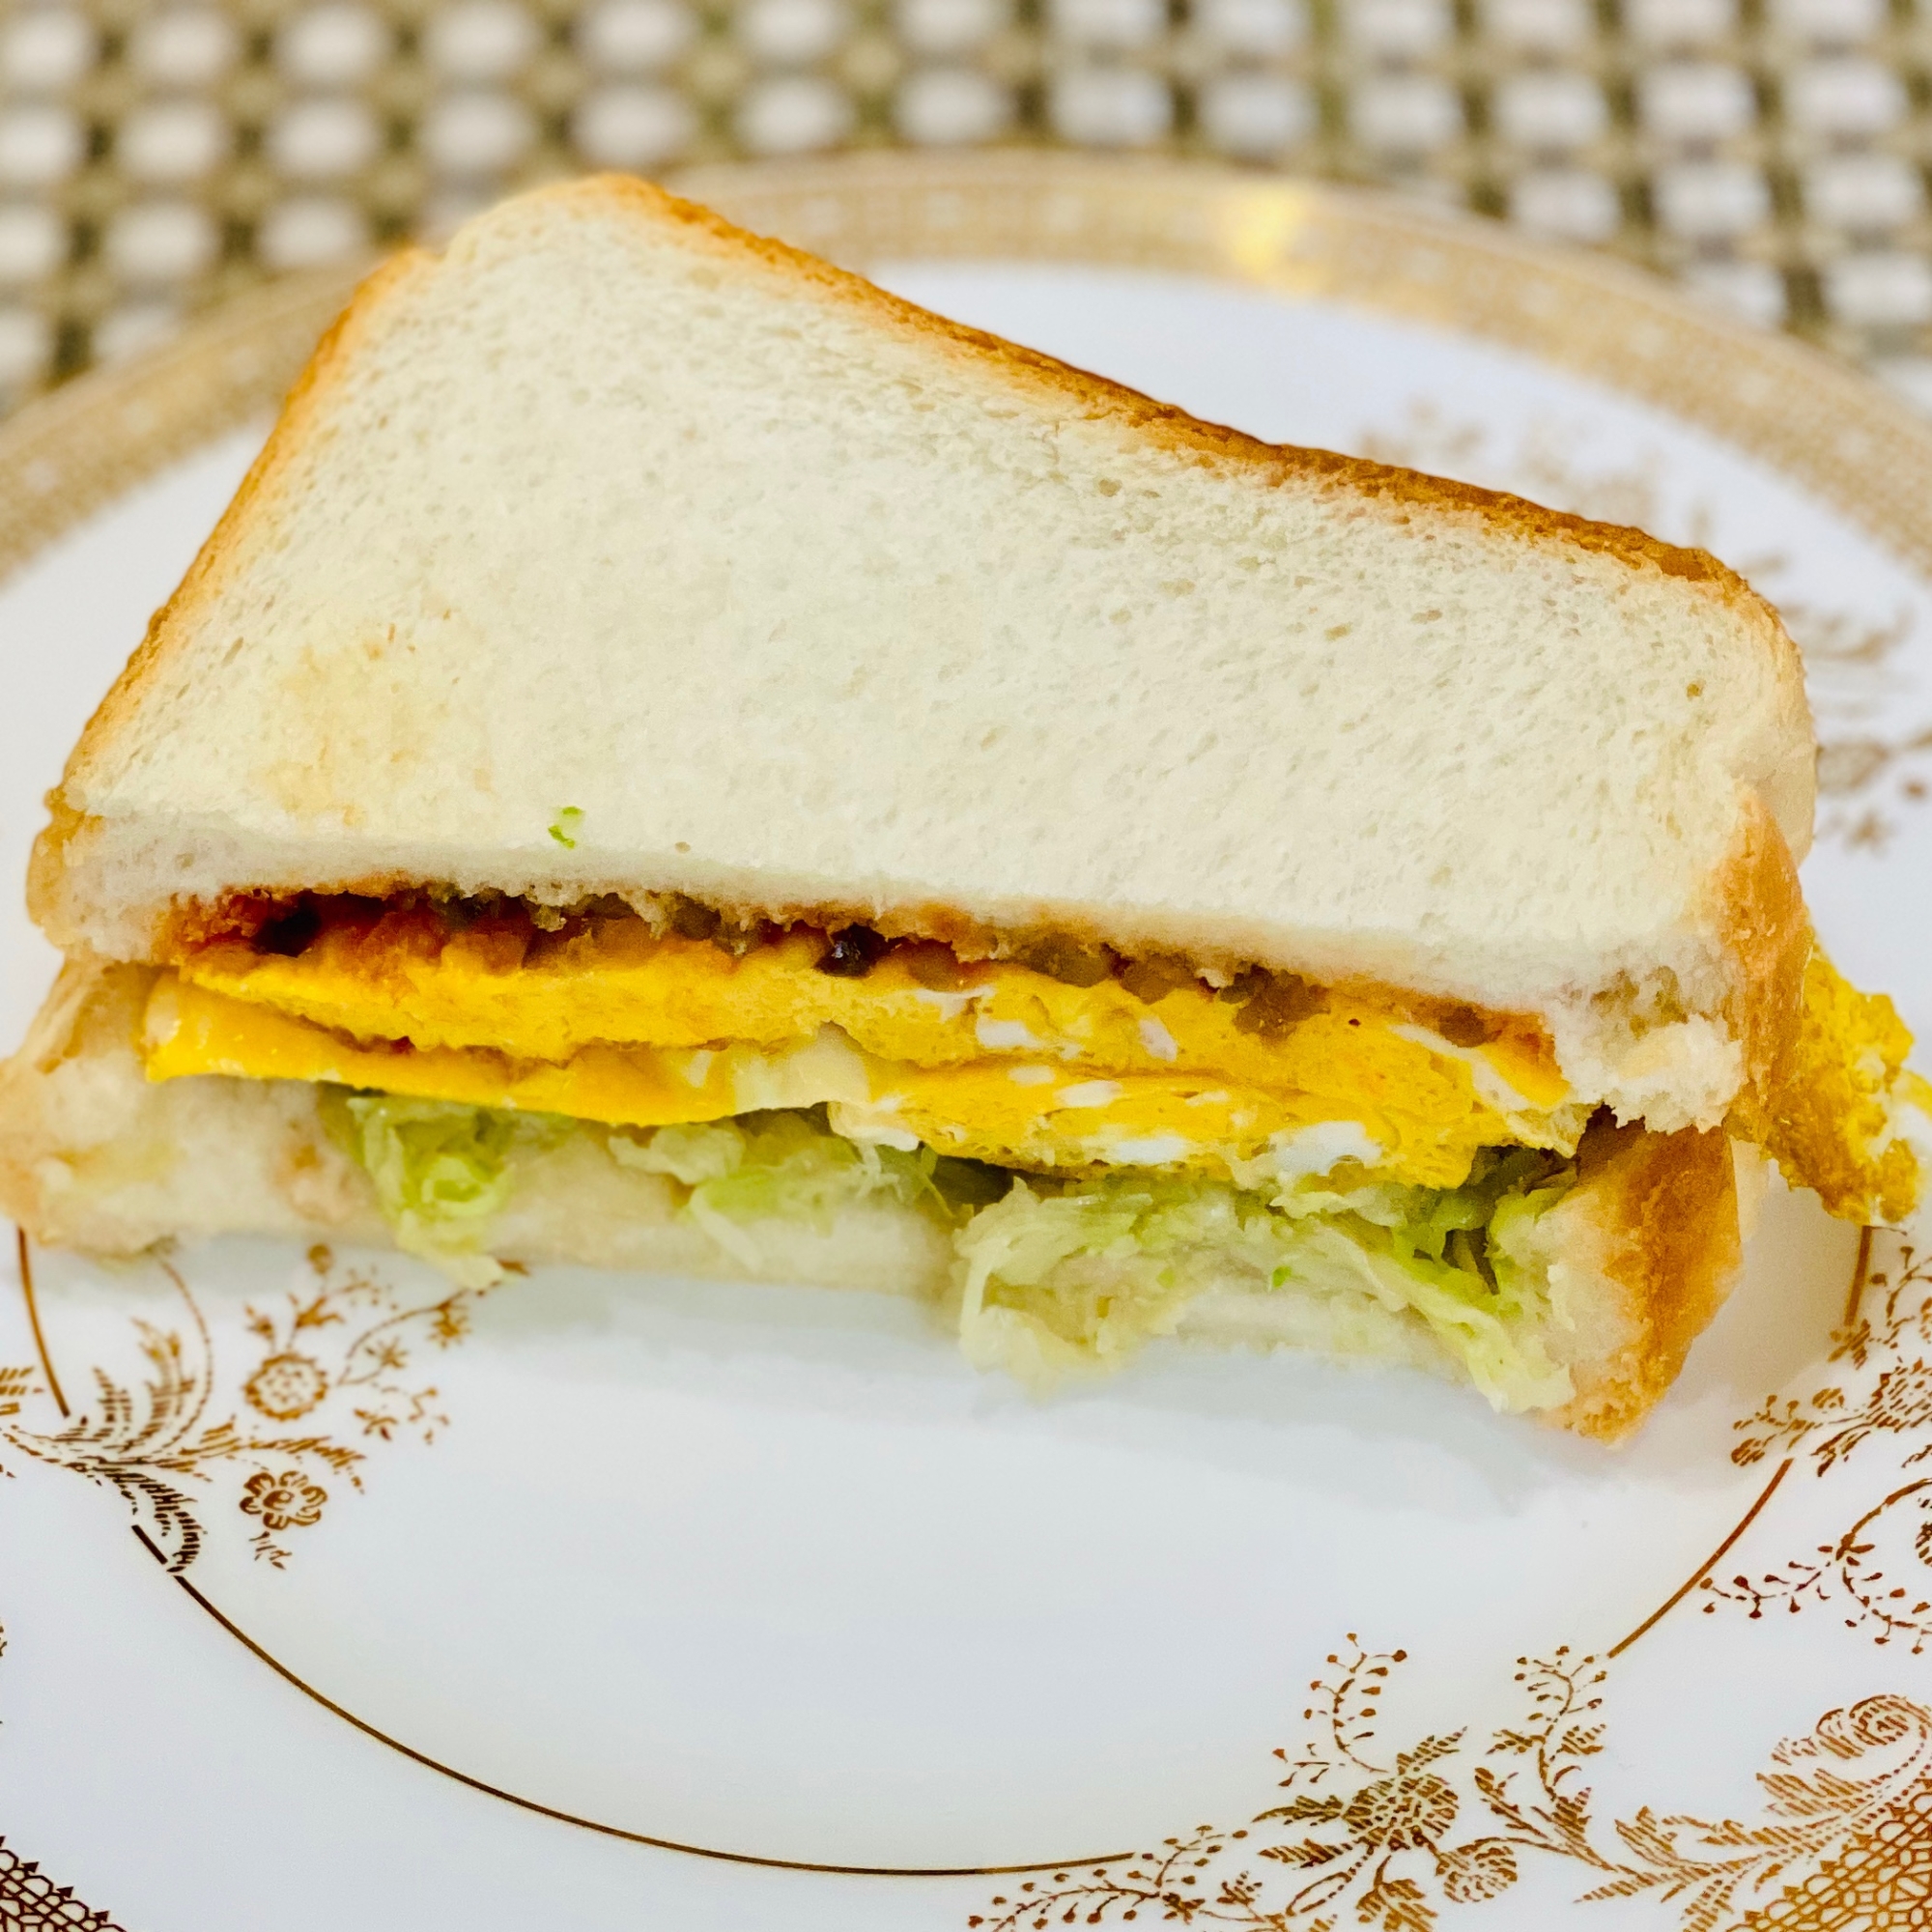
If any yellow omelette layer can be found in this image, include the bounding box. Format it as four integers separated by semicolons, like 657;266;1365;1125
142;968;1581;1188
144;914;1928;1213
172;918;1572;1107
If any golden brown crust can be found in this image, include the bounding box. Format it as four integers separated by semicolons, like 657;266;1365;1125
1552;1117;1741;1441
38;248;439;903
1713;793;1812;1140
24;793;89;944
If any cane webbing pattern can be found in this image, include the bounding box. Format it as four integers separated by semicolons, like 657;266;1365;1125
3;0;1931;408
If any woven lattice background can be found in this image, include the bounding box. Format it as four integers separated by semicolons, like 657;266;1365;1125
5;0;1932;412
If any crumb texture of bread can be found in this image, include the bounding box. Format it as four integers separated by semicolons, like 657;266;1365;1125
38;174;1811;1046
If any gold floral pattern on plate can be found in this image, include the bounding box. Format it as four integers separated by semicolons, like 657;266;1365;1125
5;1216;1930;1900
0;1241;489;1572
968;1641;1932;1930
1709;1236;1932;1654
959;1229;1932;1922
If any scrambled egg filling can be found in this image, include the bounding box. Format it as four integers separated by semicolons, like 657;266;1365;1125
146;898;1584;1191
1745;950;1932;1225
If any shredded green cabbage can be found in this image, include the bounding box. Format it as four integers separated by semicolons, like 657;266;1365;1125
335;1093;562;1286
332;1093;1576;1411
955;1151;1577;1411
608;1110;970;1266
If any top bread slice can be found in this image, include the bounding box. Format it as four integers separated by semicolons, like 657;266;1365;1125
32;175;1815;1131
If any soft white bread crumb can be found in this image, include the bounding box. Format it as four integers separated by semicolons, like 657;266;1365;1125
33;177;1813;1132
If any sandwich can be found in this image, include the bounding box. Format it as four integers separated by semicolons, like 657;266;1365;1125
2;175;1925;1442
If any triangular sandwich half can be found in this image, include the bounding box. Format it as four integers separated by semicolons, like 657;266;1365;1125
4;176;1924;1439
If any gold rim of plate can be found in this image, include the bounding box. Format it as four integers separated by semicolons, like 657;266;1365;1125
1;150;1928;592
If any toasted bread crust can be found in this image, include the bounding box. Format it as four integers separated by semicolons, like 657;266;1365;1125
1712;791;1812;1123
51;249;439;816
25;796;94;948
29;249;442;945
1548;1117;1741;1440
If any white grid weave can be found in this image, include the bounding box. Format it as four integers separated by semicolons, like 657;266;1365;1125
4;0;1932;410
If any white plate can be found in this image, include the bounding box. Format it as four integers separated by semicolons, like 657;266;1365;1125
4;154;1931;1931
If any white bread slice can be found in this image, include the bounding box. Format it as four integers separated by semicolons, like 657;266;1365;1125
31;176;1813;1133
0;961;1739;1441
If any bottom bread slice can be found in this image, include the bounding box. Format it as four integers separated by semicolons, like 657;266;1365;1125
0;962;1744;1439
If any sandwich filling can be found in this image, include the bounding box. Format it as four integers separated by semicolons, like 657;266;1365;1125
131;890;1930;1412
332;1089;1583;1408
147;895;1588;1190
